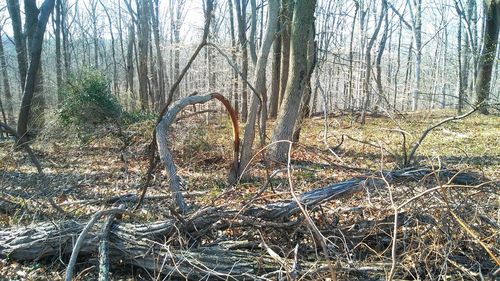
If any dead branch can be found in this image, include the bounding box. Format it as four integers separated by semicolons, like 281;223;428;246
0;167;486;280
156;93;239;213
65;207;126;281
98;205;125;281
407;107;478;164
136;0;215;212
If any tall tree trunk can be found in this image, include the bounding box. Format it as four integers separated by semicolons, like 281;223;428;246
475;0;500;114
268;20;281;118
6;0;28;93
360;0;387;125
0;32;14;124
54;0;62;103
347;2;359;111
269;0;317;163
137;0;150;111
278;0;294;106
24;0;46;137
408;0;422;111
151;0;167;110
126;23;136;111
16;0;55;145
249;0;258;65
375;6;389;110
61;0;70;75
235;0;249;122
232;0;280;181
228;0;239;116
292;22;317;142
457;14;465;113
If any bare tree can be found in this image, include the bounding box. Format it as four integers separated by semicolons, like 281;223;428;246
475;0;499;113
234;0;280;180
270;0;318;162
16;0;55;144
0;28;13;124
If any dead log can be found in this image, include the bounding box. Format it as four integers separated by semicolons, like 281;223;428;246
0;167;482;279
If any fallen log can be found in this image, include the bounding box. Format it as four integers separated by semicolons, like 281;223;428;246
0;167;483;279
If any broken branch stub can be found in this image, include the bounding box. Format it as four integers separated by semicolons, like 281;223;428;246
156;93;239;213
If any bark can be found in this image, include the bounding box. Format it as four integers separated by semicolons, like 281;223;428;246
228;0;239;116
234;0;249;122
249;0;258;65
475;0;499;114
347;2;359;111
234;0;280;180
408;0;422;111
270;0;317;162
16;0;55;145
126;23;136;111
156;94;239;213
360;0;387;124
292;23;317;142
137;0;150;110
268;21;281;119
61;0;70;75
279;0;294;106
0;31;14;124
374;7;389;110
54;0;62;102
6;0;28;92
457;16;465;113
151;0;167;110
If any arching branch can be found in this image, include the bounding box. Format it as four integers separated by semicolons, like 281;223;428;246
155;93;239;213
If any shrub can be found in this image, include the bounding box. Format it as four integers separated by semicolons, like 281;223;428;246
59;69;122;132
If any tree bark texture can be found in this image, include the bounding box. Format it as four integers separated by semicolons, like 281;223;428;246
16;0;55;145
270;0;317;163
475;0;499;114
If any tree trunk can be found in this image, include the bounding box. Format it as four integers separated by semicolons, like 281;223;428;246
137;0;150;111
234;0;280;180
347;2;359;111
279;0;294;106
268;21;281;119
151;0;167;110
6;0;28;93
16;0;55;145
408;0;422;111
360;0;387;125
54;0;63;103
228;0;239;117
292;22;317;142
475;0;499;114
0;31;14;124
126;23;136;111
269;0;317;163
235;0;249;122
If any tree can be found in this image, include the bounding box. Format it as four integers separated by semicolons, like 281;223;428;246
16;0;55;145
475;0;499;114
408;0;422;111
137;0;151;110
234;0;280;180
0;28;14;124
6;0;28;92
269;0;317;162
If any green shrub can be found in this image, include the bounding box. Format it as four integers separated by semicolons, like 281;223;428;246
59;69;122;131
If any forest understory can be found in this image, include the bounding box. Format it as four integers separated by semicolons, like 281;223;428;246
0;110;499;280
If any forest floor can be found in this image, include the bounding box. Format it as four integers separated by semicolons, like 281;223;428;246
0;109;498;280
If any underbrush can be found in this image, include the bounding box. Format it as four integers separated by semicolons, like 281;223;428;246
0;110;498;280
